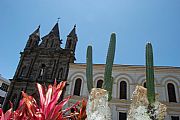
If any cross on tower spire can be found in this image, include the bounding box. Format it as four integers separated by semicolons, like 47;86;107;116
57;17;61;23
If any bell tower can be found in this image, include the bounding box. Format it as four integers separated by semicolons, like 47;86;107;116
3;23;78;111
25;25;40;50
65;25;78;63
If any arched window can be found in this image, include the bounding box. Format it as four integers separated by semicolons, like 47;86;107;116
38;64;46;77
167;83;177;102
50;39;54;47
69;40;72;49
119;112;127;120
97;80;103;88
143;81;146;88
20;66;26;77
57;68;63;80
73;78;82;96
119;81;127;99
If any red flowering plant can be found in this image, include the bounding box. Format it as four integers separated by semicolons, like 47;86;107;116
0;80;87;120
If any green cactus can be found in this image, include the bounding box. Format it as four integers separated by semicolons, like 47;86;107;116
146;42;155;105
103;33;116;101
86;45;93;93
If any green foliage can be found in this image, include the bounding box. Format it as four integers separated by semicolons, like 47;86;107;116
86;46;93;93
85;33;116;101
146;42;155;105
103;33;116;101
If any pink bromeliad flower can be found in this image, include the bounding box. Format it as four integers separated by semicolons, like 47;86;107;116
0;80;87;120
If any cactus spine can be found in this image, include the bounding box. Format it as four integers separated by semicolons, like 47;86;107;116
86;45;93;93
146;42;155;105
103;33;116;101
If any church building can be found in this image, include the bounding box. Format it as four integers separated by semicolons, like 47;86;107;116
3;23;78;111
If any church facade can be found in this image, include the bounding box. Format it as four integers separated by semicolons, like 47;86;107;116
3;23;78;111
65;63;180;120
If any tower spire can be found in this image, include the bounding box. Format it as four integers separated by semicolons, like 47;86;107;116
65;25;78;63
25;25;40;49
50;22;59;37
68;24;76;37
31;25;40;36
39;23;61;48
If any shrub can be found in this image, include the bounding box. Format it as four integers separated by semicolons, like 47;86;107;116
0;80;86;120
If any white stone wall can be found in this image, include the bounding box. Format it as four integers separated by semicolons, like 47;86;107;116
0;74;10;107
65;64;180;119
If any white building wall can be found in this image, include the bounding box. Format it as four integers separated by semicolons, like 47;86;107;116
66;64;180;119
0;74;10;107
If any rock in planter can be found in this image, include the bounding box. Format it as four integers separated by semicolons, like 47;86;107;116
127;85;167;120
86;88;112;120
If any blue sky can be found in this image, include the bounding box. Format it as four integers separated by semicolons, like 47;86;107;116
0;0;180;79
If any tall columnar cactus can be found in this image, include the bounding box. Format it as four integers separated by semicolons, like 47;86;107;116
103;33;116;101
146;42;155;105
86;45;93;93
